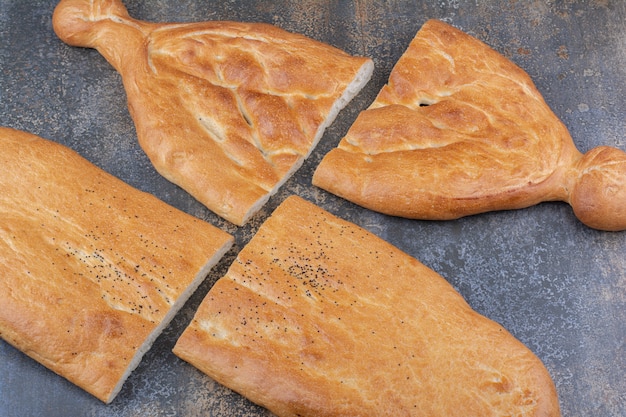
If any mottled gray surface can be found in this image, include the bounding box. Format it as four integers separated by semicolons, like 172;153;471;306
0;1;624;416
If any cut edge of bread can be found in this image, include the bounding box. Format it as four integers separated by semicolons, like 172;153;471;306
105;239;233;403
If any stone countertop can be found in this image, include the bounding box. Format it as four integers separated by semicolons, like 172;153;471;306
0;1;624;416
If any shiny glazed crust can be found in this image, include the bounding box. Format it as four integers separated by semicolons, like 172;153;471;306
313;19;626;231
174;196;561;417
0;127;233;403
52;0;374;226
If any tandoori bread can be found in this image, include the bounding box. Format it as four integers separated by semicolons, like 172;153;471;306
313;19;626;231
53;0;374;226
174;196;560;417
0;127;233;403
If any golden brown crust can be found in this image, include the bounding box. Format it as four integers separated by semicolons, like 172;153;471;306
174;196;560;417
53;0;374;225
313;19;626;231
570;146;626;231
0;127;233;403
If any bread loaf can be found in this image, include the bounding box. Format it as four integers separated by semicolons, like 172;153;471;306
174;195;560;417
0;127;233;403
53;0;374;226
313;19;626;231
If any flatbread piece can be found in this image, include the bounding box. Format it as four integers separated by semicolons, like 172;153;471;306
53;0;374;225
313;19;626;231
0;127;233;403
174;195;560;416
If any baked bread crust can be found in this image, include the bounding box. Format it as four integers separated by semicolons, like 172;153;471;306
174;196;560;417
0;127;233;403
52;0;374;226
313;19;626;231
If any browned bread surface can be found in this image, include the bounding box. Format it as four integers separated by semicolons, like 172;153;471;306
53;0;374;226
0;127;233;403
174;195;560;417
313;19;626;231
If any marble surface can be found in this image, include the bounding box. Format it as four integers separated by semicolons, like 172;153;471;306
0;1;624;416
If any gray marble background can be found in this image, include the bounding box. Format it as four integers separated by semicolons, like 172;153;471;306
0;1;624;416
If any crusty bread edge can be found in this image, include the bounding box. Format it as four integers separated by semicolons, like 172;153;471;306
238;58;375;225
105;238;233;403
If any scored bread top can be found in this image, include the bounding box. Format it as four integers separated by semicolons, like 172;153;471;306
174;195;560;417
53;0;374;225
313;19;626;231
0;127;233;403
